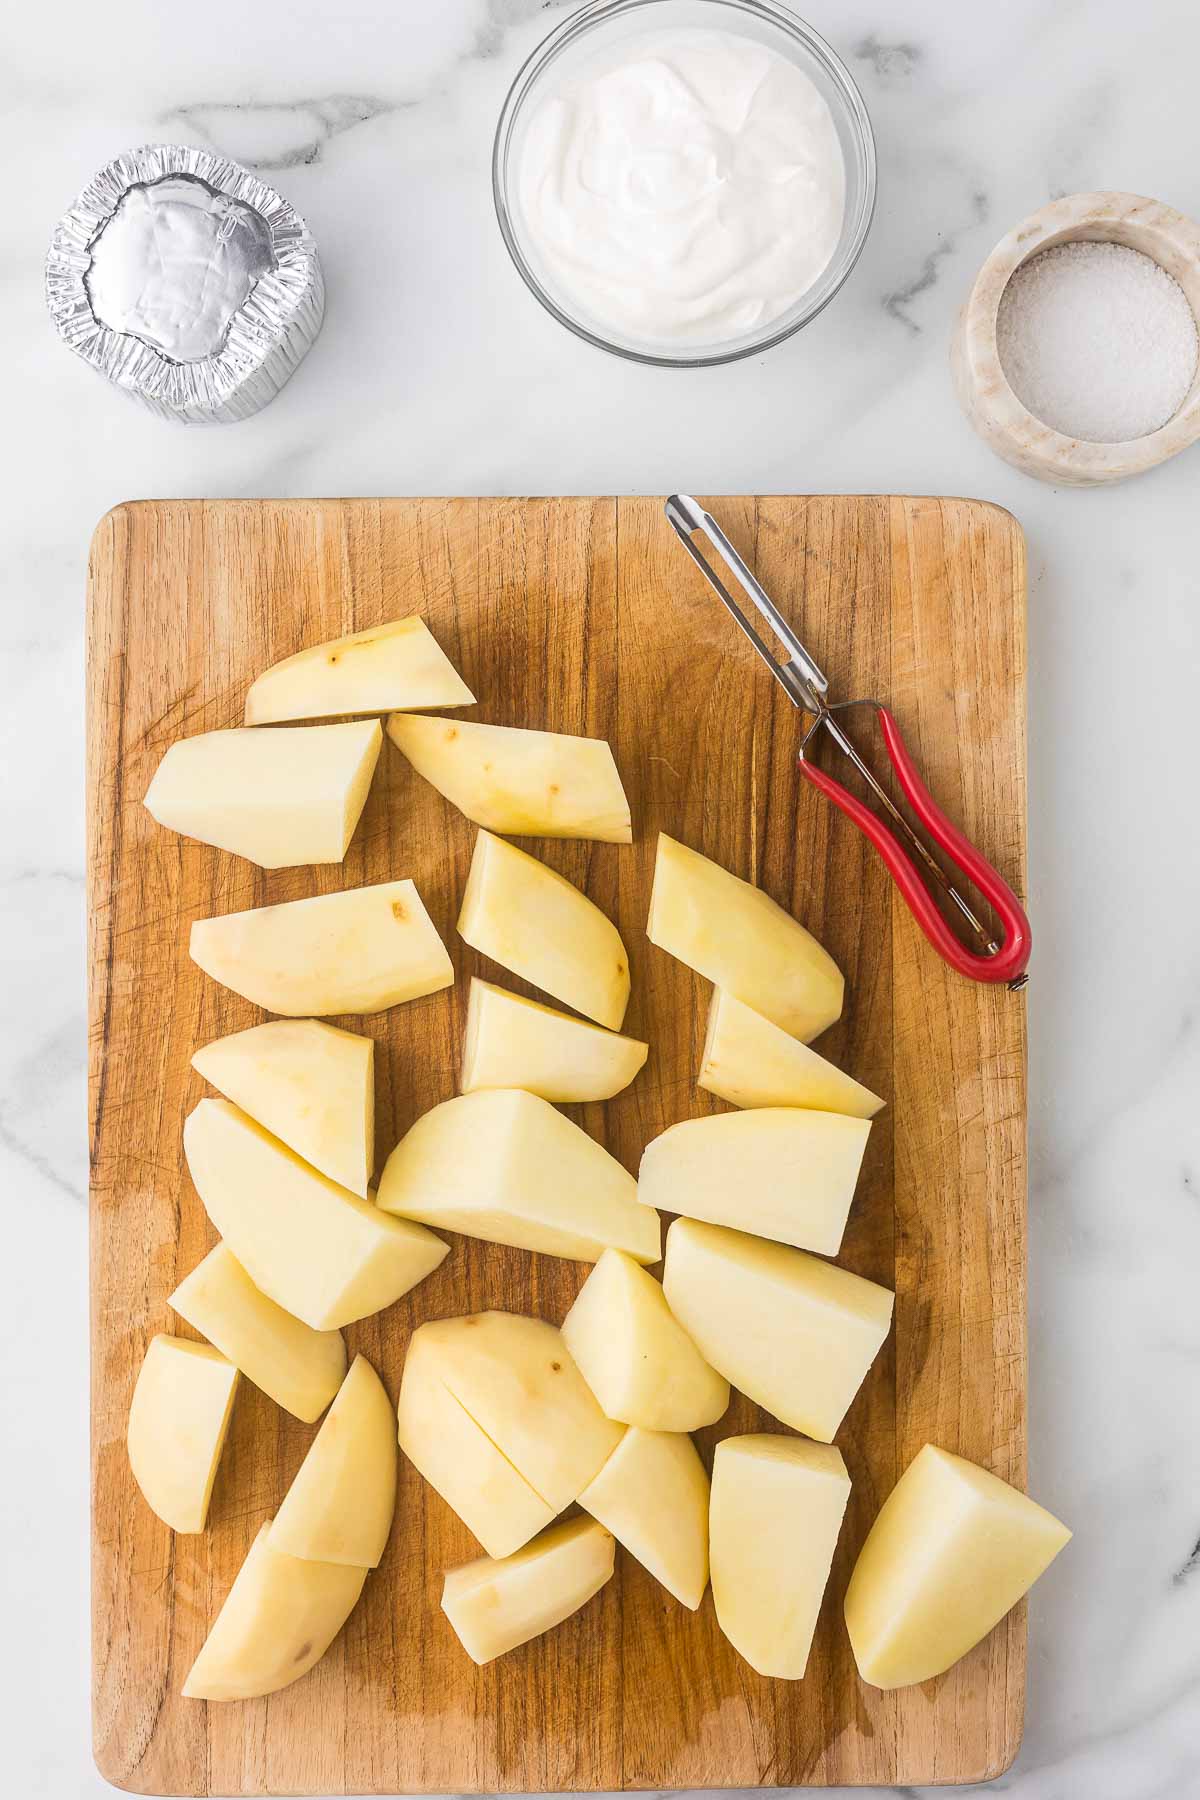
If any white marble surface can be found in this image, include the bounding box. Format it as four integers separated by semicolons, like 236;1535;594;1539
4;0;1200;1793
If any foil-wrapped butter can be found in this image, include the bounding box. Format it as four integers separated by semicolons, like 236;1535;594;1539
45;143;324;424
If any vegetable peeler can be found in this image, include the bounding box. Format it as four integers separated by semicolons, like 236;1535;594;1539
665;494;1032;988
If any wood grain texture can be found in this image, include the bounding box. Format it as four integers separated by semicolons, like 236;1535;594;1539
87;495;1028;1793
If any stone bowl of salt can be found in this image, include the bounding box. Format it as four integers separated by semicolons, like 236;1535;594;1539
951;191;1200;485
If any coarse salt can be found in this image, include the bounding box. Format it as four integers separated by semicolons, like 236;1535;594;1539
996;241;1198;442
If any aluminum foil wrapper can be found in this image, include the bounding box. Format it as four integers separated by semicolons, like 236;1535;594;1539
45;143;324;425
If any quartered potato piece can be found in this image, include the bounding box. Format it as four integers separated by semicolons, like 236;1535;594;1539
183;1523;367;1701
700;989;883;1117
639;1107;872;1257
192;1019;374;1197
184;1099;447;1331
169;1243;346;1423
127;1335;239;1533
562;1249;728;1431
190;879;452;1016
458;831;630;1029
844;1445;1071;1689
397;1313;622;1557
460;978;647;1103
397;1325;555;1559
245;617;474;723
144;720;381;868
579;1427;709;1610
378;1088;658;1265
388;713;630;841
710;1435;851;1678
662;1218;893;1442
441;1517;615;1665
268;1356;397;1568
648;834;843;1041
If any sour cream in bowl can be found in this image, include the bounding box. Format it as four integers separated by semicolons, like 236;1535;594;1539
494;0;875;366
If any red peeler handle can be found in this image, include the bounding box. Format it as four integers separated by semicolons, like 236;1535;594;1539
798;707;1032;985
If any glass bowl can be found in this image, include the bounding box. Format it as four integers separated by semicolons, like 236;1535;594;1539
493;0;876;368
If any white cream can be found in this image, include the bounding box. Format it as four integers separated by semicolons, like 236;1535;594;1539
517;27;846;347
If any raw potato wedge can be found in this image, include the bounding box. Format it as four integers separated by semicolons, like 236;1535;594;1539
183;1522;367;1701
844;1445;1072;1689
461;978;647;1102
387;713;631;842
579;1427;710;1610
143;720;381;868
406;1313;623;1513
647;834;844;1041
442;1517;615;1665
562;1249;728;1430
184;1099;447;1330
192;1019;374;1196
458;830;630;1029
662;1218;893;1441
639;1108;872;1257
170;1243;346;1423
244;617;475;724
398;1327;555;1559
378;1088;659;1265
710;1435;851;1678
701;990;884;1117
268;1356;396;1567
190;878;453;1016
127;1335;239;1533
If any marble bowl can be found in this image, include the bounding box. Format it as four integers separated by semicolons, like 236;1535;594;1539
951;191;1200;486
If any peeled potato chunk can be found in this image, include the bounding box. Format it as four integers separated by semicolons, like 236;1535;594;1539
562;1249;728;1431
192;1019;374;1196
579;1427;709;1610
268;1356;397;1568
461;978;647;1103
458;830;630;1029
442;1517;615;1665
184;1099;446;1331
662;1218;893;1441
244;616;475;724
710;1435;851;1678
406;1313;622;1516
190;878;452;1016
844;1445;1072;1689
127;1335;239;1533
639;1108;871;1257
701;990;884;1117
388;712;631;842
170;1243;346;1423
397;1326;555;1559
143;720;381;868
647;834;843;1041
183;1522;367;1701
378;1088;659;1265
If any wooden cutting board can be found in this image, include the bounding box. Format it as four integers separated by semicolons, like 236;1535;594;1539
87;495;1028;1794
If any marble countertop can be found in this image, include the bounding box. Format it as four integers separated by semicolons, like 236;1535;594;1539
5;0;1200;1794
